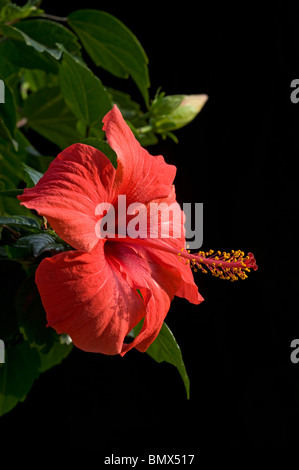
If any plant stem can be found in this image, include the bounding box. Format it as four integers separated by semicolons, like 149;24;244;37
41;13;68;22
132;111;151;123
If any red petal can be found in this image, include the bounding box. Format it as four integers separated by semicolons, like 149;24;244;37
35;242;146;355
18;144;115;252
144;186;203;305
151;247;204;305
104;241;182;355
103;105;177;205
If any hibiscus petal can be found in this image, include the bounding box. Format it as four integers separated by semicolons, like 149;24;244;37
150;247;204;305
104;241;183;355
35;242;146;355
18;144;116;252
103;105;177;205
144;185;203;305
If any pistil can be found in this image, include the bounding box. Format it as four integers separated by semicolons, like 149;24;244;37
178;248;258;281
107;236;258;281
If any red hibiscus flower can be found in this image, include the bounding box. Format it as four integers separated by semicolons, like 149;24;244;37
18;105;204;355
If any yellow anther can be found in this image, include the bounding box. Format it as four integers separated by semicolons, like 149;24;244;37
176;246;256;282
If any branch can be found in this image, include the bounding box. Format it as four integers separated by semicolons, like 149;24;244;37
41;13;68;22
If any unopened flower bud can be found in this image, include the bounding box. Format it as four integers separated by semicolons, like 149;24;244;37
150;94;208;132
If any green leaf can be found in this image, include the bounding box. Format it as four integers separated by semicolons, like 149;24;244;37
0;191;31;217
14;233;65;257
0;0;43;24
129;121;158;147
133;321;190;398
0;215;40;230
21;69;51;95
0;24;61;60
0;340;40;416
0;217;51;261
0;38;58;73
22;163;43;187
0;0;10;9
0;189;23;198
16;19;81;58
38;340;73;373
25;152;54;175
0;130;33;188
0;42;19;80
107;87;141;120
23;86;79;149
15;275;58;353
59;49;112;128
0;138;28;215
68;10;150;106
0;79;16;145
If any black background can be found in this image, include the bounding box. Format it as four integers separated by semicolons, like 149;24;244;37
3;0;299;455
